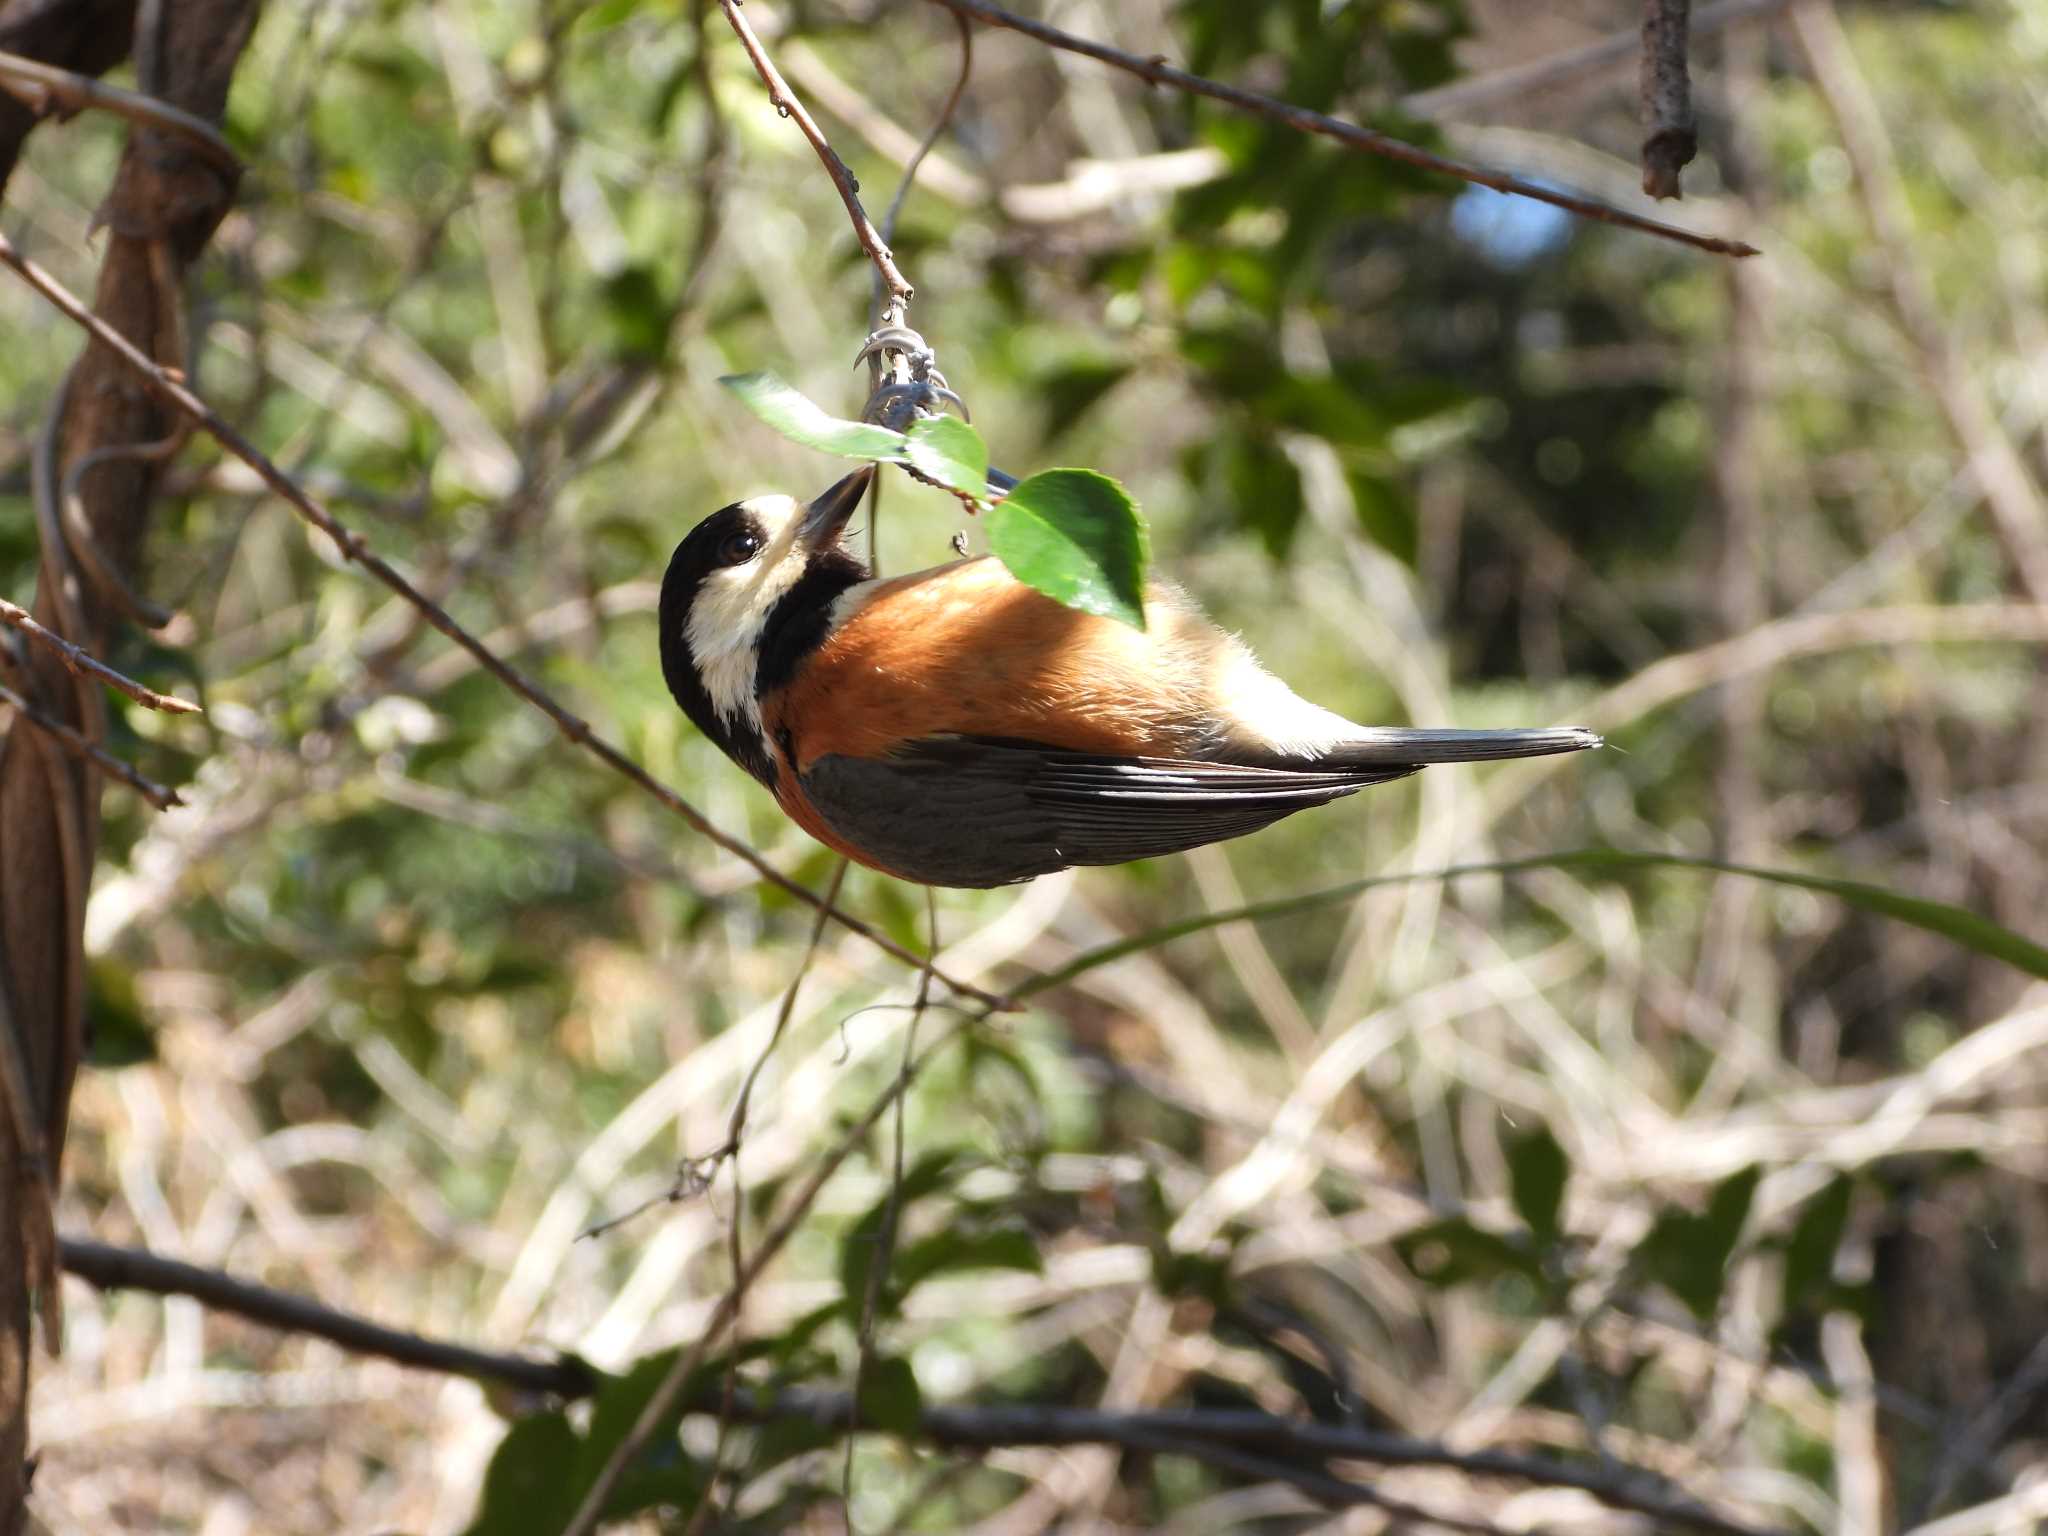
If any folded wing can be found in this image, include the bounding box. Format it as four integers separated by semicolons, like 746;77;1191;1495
800;735;1416;888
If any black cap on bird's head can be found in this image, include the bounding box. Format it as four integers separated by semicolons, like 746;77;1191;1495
658;465;877;783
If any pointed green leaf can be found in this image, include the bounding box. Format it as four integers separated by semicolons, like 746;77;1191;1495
720;373;907;460
904;415;988;501
1397;1217;1542;1288
1639;1165;1761;1321
1507;1123;1569;1246
1781;1175;1854;1313
987;469;1150;630
894;1224;1044;1294
600;265;674;364
853;1355;923;1438
465;1413;580;1535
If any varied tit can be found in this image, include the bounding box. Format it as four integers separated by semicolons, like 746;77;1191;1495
659;464;1599;888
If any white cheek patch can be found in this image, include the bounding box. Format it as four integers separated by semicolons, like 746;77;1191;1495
682;499;811;729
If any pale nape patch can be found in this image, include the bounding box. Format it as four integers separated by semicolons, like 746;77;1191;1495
681;493;813;732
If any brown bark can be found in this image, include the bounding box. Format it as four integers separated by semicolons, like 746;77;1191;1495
1640;0;1698;198
0;0;137;199
0;2;257;1530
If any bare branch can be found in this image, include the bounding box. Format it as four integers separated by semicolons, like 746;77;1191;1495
0;679;181;810
1404;0;1789;122
717;0;915;318
58;1237;593;1400
0;596;199;715
0;48;241;176
0;230;1012;1014
924;0;1757;259
1640;0;1698;197
59;1232;1789;1536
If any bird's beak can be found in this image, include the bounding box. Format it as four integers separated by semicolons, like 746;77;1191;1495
798;464;876;551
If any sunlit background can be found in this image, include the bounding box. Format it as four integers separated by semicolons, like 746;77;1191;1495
6;0;2047;1530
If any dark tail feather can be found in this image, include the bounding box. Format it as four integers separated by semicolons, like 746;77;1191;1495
1327;726;1602;768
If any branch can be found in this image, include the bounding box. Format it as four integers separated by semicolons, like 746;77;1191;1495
0;678;181;810
57;1236;593;1400
1640;0;1698;198
717;0;914;321
1403;0;1790;122
58;1233;1788;1536
924;0;1757;259
0;596;200;714
0;48;242;176
0;230;1011;1015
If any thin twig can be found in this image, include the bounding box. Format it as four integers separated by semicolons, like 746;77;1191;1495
845;886;938;1503
57;1236;592;1399
0;597;200;714
1403;0;1791;121
717;0;914;313
560;1018;976;1536
679;857;851;1536
0;230;1009;1013
869;8;972;338
580;860;853;1242
0;678;181;810
0;49;243;175
924;0;1755;258
1640;0;1698;197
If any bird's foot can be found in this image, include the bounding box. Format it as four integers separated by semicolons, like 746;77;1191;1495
856;324;970;429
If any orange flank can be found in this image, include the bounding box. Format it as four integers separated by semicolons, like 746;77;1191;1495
762;558;1217;769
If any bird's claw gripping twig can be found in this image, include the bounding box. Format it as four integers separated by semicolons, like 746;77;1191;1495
857;324;969;429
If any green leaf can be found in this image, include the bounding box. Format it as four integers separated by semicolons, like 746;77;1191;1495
987;469;1150;630
1036;361;1131;441
1348;470;1418;566
894;1224;1043;1294
853;1355;923;1437
1639;1165;1761;1321
1397;1218;1542;1288
748;1411;840;1472
1223;435;1303;559
1507;1123;1569;1246
600;266;673;364
465;1413;580;1536
1780;1175;1854;1313
86;959;154;1067
838;1150;969;1309
1014;849;2048;1000
720;373;908;460
904;415;988;501
1703;1165;1763;1255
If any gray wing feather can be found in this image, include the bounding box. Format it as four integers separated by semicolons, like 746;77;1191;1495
1324;726;1601;766
801;736;1414;888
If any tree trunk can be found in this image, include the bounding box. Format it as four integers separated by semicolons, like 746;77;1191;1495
0;2;257;1527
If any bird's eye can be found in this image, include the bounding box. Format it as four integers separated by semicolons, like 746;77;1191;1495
717;530;762;566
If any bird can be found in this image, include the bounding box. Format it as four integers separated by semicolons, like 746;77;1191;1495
659;464;1600;888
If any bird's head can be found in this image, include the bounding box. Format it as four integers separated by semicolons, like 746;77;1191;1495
658;464;876;783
